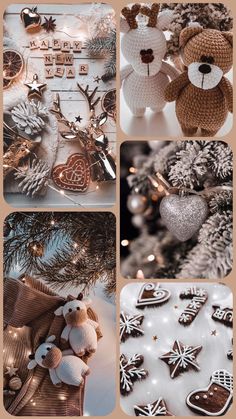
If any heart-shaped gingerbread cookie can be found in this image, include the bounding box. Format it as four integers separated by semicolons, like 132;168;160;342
52;153;90;192
186;369;233;416
136;283;171;309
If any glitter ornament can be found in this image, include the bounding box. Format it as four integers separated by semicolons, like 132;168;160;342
9;376;22;391
160;194;208;242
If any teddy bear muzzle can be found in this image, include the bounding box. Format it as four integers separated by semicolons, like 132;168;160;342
65;308;88;326
42;347;62;369
140;49;154;64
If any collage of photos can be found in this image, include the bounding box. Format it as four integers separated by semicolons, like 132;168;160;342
2;2;234;419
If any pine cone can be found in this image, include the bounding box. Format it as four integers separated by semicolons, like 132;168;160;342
14;159;50;197
11;100;48;135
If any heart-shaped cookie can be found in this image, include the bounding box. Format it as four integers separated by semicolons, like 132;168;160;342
136;283;170;309
52;153;90;192
160;194;208;242
186;369;233;416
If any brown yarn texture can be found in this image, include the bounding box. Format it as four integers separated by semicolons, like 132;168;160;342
165;28;233;136
121;4;141;30
4;276;102;416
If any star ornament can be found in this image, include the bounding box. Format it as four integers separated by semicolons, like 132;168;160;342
93;76;101;84
25;74;47;99
160;340;202;379
5;365;18;377
134;397;173;416
75;115;83;123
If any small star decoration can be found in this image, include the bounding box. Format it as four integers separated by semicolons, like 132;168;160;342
75;115;83;123
25;74;46;99
93;76;101;84
152;335;158;342
211;330;217;336
41;16;57;32
5;365;18;377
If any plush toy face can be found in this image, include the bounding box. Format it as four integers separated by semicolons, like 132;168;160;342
54;298;92;326
28;335;62;369
121;25;167;77
180;27;233;90
121;5;173;77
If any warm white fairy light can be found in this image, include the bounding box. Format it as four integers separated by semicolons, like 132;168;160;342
96;185;99;190
136;269;144;279
147;321;153;328
121;239;129;247
50;220;55;226
147;254;155;262
129;166;137;174
152;378;158;385
73;243;78;249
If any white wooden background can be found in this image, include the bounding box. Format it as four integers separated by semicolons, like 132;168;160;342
4;3;116;208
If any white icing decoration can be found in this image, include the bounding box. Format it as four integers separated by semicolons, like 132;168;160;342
120;312;144;341
136;283;171;307
120;354;147;393
187;370;233;416
134;398;167;416
160;340;201;378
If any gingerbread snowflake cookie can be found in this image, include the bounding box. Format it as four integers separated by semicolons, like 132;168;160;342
160;340;202;379
186;369;233;416
179;287;208;326
136;283;171;309
120;312;144;342
120;354;148;396
134;397;173;416
227;339;233;360
212;295;233;328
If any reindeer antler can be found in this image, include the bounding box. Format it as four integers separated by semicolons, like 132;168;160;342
140;3;160;28
121;4;141;30
77;83;100;112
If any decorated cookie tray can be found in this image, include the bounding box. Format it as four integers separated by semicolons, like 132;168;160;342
120;282;233;416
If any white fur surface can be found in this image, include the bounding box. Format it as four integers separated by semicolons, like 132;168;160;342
53;355;89;386
69;321;98;355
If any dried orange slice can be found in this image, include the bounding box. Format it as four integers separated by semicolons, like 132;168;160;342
101;89;116;118
3;78;12;90
3;49;24;80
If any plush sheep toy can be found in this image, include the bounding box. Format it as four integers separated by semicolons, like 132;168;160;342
27;335;90;386
120;3;179;117
54;294;98;357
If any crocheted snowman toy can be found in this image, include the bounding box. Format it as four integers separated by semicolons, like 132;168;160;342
120;3;179;117
54;294;98;357
165;26;233;136
27;335;90;387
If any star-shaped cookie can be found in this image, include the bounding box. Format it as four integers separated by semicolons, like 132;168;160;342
120;354;148;396
134;397;173;416
120;312;144;342
5;365;18;377
160;340;202;379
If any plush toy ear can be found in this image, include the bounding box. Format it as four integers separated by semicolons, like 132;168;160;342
179;26;203;48
46;335;56;343
222;31;233;47
156;10;173;31
54;306;64;316
27;359;37;370
77;292;83;300
83;298;92;307
120;17;130;33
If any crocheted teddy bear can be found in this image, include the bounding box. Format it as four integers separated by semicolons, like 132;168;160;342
27;335;90;386
54;294;98;357
165;26;233;136
120;3;179;117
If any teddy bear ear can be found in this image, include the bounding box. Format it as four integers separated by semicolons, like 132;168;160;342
46;335;56;343
179;26;203;48
54;306;63;316
27;359;37;370
120;17;130;33
222;32;233;47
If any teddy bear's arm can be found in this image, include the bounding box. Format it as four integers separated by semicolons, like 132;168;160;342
49;368;61;385
120;64;133;84
164;71;189;102
87;319;99;330
161;61;179;81
61;325;72;341
219;77;233;113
